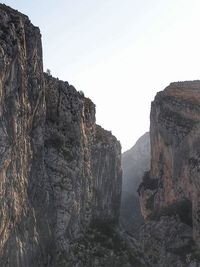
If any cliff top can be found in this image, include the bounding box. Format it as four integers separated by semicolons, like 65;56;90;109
95;125;121;148
154;80;200;104
0;4;40;31
169;80;200;88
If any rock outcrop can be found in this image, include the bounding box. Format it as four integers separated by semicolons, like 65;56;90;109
0;4;144;267
139;81;200;266
120;132;150;236
44;75;122;265
0;4;46;266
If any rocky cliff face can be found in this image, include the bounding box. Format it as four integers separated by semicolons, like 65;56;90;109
44;75;122;265
91;124;122;224
139;81;200;266
0;4;131;267
0;4;46;266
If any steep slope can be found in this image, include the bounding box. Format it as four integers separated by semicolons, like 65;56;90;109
120;132;150;235
0;4;148;267
139;81;200;266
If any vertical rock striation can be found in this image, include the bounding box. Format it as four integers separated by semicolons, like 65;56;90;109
44;75;122;265
139;81;200;265
44;76;95;258
91;125;122;224
0;4;46;267
0;4;126;267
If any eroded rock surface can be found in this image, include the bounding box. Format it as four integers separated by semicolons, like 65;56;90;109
140;216;199;267
0;4;46;267
0;4;141;267
44;75;123;265
139;81;200;266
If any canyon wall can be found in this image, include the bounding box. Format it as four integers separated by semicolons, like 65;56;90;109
44;75;122;265
0;4;46;266
139;81;200;264
0;5;123;266
120;132;150;237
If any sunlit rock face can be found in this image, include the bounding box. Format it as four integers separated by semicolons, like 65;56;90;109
139;81;200;248
0;4;46;267
0;4;123;266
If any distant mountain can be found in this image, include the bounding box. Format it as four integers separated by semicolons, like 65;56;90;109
120;132;150;236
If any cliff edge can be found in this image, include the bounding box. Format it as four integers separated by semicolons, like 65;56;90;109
139;81;200;266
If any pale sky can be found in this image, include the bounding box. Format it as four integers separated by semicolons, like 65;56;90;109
2;0;200;151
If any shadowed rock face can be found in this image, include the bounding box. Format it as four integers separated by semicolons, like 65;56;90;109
122;132;150;197
91;124;122;224
44;76;122;265
139;216;196;267
139;81;200;261
0;4;124;266
120;132;150;236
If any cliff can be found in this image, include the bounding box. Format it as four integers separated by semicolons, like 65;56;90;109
0;4;149;267
120;132;150;237
0;4;46;266
139;81;200;266
0;4;122;266
44;75;122;263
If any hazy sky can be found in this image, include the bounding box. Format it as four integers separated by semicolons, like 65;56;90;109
2;0;200;151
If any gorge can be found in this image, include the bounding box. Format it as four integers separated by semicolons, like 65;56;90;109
0;4;147;267
1;3;200;267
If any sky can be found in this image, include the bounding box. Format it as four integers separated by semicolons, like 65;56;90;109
2;0;200;151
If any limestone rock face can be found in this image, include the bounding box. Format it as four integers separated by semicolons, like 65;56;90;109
44;76;95;252
0;4;46;267
0;4;124;266
139;81;200;259
140;216;198;267
44;76;122;265
91;125;122;224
